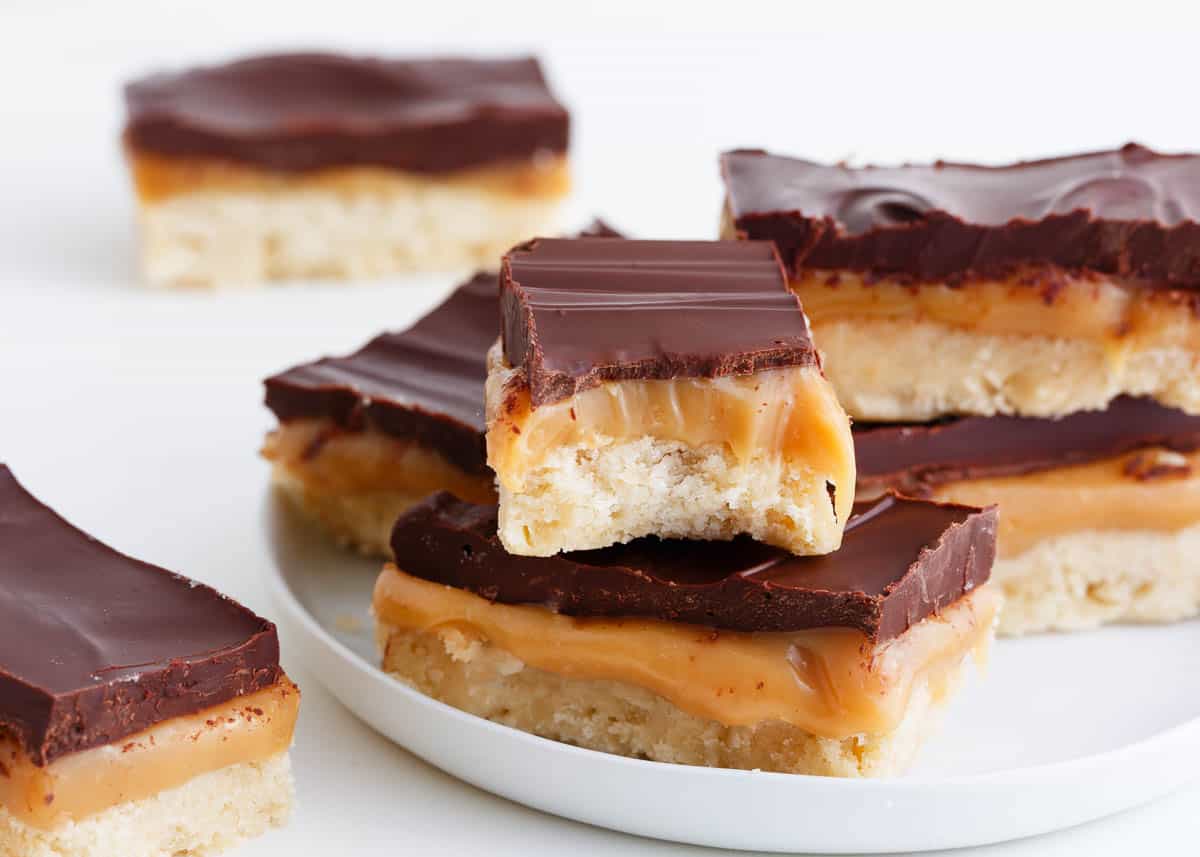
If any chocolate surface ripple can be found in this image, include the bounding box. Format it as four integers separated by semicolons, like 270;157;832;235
722;144;1200;290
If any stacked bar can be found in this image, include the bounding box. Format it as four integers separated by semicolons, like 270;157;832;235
124;53;570;287
0;466;298;857
721;144;1200;634
262;222;621;557
360;238;1001;776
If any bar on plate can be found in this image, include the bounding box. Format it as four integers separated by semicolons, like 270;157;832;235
262;221;624;557
855;397;1200;635
375;492;999;777
263;272;498;555
720;144;1200;421
124;53;570;287
0;465;298;857
487;238;856;556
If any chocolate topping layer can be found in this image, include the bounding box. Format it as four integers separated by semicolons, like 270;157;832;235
722;144;1200;289
0;466;281;767
501;238;818;407
264;222;624;472
265;273;495;474
856;396;1200;495
125;53;569;174
390;492;995;642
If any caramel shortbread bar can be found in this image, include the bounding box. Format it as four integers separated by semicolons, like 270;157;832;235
857;397;1200;635
376;492;999;777
262;221;623;557
124;53;570;287
0;466;298;857
721;145;1200;420
488;238;856;556
264;272;497;555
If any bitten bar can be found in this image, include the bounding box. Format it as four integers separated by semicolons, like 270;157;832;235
0;466;298;857
375;493;999;777
856;397;1200;634
721;145;1200;421
124;53;570;287
487;238;856;556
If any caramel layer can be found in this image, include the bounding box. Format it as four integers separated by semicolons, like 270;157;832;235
373;568;998;740
933;448;1200;558
128;150;571;204
791;271;1199;350
487;363;856;524
0;678;299;830
263;420;496;505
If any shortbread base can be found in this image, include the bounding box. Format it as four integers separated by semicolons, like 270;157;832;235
132;160;568;288
995;524;1200;636
812;317;1200;420
378;623;964;777
496;437;842;556
271;465;426;558
0;754;292;857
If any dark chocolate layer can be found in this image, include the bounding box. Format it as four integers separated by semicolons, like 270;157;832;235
856;396;1200;495
264;222;624;473
501;238;818;407
265;273;495;475
125;53;569;174
0;466;281;767
722;144;1200;290
390;492;995;642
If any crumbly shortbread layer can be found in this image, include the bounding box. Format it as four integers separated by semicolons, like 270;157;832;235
378;623;966;777
495;437;841;556
264;422;496;556
132;158;568;288
485;345;855;556
0;754;292;857
813;317;1200;420
271;466;424;557
994;524;1200;636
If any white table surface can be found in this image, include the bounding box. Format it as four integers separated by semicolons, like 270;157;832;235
3;3;1198;853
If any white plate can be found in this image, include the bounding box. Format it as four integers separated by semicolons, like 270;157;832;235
264;490;1200;853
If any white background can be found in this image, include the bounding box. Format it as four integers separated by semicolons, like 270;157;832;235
3;2;1199;853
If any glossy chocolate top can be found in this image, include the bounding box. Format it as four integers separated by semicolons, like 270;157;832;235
722;144;1200;289
501;238;818;406
125;53;569;173
265;272;495;474
856;396;1200;495
0;466;281;766
390;492;995;641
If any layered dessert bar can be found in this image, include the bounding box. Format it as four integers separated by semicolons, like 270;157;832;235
856;397;1200;635
0;466;298;857
375;492;999;777
488;238;856;556
721;144;1200;421
264;272;497;555
262;221;623;556
124;53;570;287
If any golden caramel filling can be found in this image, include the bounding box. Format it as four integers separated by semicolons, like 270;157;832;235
374;568;998;740
0;678;299;831
263;420;496;506
790;271;1200;351
933;448;1200;558
127;149;571;204
487;365;856;523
